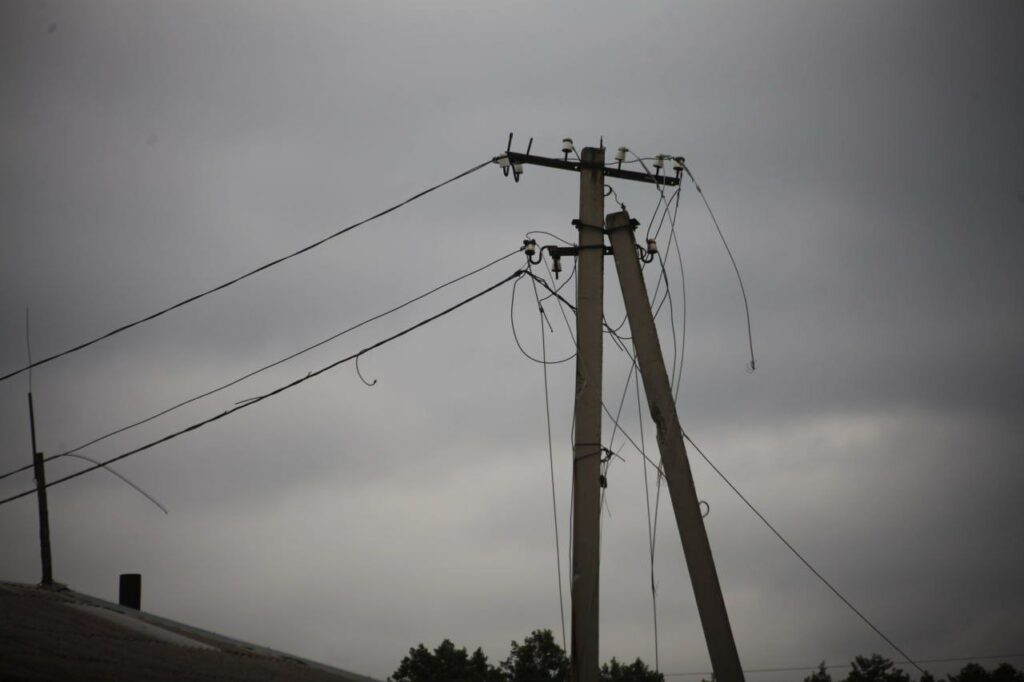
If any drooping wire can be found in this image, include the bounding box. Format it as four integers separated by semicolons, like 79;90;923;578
510;265;574;365
525;230;574;247
595;206;678;670
0;270;524;507
525;272;666;478
0;248;524;484
681;431;923;674
60;453;169;514
605;187;684;460
684;166;757;372
526;264;568;651
0;158;497;384
18;310;169;516
606;185;681;337
636;368;661;672
354;356;377;387
668;202;688;399
655;251;679;398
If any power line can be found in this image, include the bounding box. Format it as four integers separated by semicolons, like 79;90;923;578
664;654;1024;677
60;453;168;515
510;273;575;365
683;166;756;372
0;158;497;385
527;265;568;651
636;368;661;673
523;272;666;478
0;270;523;508
606;185;681;336
0;247;524;484
681;431;924;674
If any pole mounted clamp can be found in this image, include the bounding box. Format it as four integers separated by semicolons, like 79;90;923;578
571;219;606;232
604;216;640;233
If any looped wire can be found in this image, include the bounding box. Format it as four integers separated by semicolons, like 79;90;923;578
355;355;378;387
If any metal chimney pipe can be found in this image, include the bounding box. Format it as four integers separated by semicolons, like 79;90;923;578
119;573;141;610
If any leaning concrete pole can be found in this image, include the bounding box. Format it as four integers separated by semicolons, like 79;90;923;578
606;210;744;682
570;146;605;682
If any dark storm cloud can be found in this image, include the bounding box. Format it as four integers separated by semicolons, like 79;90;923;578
2;1;1023;680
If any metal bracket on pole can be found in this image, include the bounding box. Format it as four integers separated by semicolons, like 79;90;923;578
506;152;679;187
606;210;745;682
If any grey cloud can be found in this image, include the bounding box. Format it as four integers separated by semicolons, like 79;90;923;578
2;1;1023;680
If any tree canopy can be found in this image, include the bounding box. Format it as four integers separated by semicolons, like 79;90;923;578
390;629;662;682
802;658;1023;682
391;633;1021;682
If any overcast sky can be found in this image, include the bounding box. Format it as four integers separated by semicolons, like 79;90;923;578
2;1;1022;680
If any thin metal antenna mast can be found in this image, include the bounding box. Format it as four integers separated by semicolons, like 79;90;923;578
26;309;54;586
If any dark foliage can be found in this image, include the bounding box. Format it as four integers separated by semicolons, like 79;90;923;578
392;637;1022;682
390;639;501;682
500;629;569;682
805;661;832;682
846;654;912;682
601;656;665;681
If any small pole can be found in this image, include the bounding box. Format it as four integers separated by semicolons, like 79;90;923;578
28;393;54;586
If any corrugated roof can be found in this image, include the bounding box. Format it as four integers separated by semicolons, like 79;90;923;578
0;581;381;682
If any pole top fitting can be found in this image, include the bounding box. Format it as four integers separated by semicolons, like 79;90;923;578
604;211;638;232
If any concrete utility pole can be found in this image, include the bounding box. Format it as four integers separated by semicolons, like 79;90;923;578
570;146;605;682
503;139;681;682
28;393;53;586
606;210;744;682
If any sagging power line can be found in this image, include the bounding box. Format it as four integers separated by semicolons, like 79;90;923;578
0;158;497;384
0;269;525;508
0;247;524;484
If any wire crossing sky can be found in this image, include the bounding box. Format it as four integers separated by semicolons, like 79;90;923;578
0;158;495;384
1;3;1022;680
0;270;525;506
0;247;524;484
